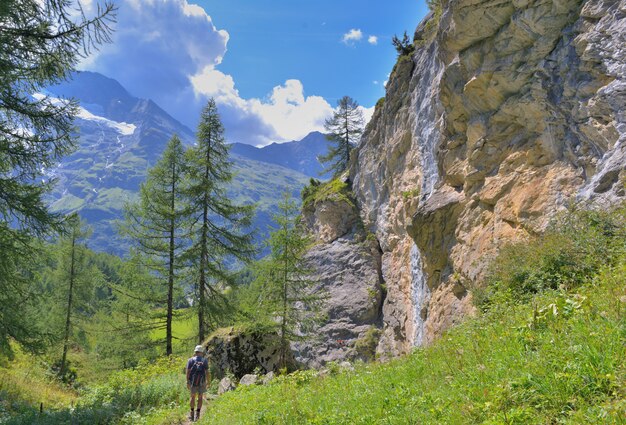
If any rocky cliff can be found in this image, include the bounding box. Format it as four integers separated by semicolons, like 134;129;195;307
295;181;384;367
305;0;626;360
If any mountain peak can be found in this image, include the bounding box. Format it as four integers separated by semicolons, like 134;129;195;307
230;131;330;178
49;71;135;110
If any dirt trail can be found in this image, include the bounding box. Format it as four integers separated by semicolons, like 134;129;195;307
180;395;213;424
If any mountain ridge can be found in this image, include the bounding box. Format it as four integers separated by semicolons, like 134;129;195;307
230;131;331;178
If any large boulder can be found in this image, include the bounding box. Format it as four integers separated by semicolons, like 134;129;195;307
217;377;236;395
204;324;296;379
239;374;259;386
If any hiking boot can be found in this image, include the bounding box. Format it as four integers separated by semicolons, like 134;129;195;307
195;409;201;421
189;410;195;421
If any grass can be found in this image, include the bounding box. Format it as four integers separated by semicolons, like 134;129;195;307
1;356;188;425
198;259;626;424
4;205;624;424
401;188;420;201
0;345;78;421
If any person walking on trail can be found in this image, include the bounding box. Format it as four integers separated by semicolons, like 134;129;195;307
186;345;210;422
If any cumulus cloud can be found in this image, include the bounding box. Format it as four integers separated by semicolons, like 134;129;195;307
83;0;229;129
192;68;333;145
368;35;378;45
342;29;363;45
82;0;367;145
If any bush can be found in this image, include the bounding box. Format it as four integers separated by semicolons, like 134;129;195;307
354;326;382;362
300;178;321;203
478;203;626;308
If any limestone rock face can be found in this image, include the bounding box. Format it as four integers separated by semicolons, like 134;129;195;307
296;189;384;368
350;0;626;357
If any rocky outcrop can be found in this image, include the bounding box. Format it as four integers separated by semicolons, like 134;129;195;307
350;0;626;357
295;181;385;367
217;377;236;395
204;325;295;379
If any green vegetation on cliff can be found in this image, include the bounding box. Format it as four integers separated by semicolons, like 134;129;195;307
301;178;355;209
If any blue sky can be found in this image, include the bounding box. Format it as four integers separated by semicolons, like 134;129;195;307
83;0;429;145
193;0;428;105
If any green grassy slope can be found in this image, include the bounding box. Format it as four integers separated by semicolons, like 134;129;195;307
198;262;626;424
4;265;623;425
3;207;624;425
0;345;78;421
0;355;188;425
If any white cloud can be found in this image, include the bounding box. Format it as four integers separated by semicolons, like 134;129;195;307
368;35;378;45
83;0;368;145
342;29;363;45
191;68;334;145
83;0;229;128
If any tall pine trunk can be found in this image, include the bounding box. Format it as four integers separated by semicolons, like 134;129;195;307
280;267;288;369
166;160;176;356
60;229;76;378
279;221;289;369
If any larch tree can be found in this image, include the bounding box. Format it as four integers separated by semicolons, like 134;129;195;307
37;214;103;380
253;193;325;369
319;96;364;178
0;0;115;354
56;215;96;378
185;98;256;343
122;135;189;356
94;256;161;368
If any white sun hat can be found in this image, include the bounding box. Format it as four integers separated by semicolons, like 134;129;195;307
194;345;205;353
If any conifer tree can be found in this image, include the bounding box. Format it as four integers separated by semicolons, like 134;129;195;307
185;98;256;342
253;193;325;369
392;31;415;56
38;214;103;380
122;135;189;356
58;215;92;378
0;0;115;354
319;96;364;178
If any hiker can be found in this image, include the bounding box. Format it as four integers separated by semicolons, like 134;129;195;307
186;344;210;422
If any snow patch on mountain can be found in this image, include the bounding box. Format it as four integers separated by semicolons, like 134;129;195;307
33;93;136;136
75;107;136;136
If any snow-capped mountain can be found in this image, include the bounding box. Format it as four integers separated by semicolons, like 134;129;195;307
46;71;312;254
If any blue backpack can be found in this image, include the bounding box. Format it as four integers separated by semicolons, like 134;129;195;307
188;357;207;386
